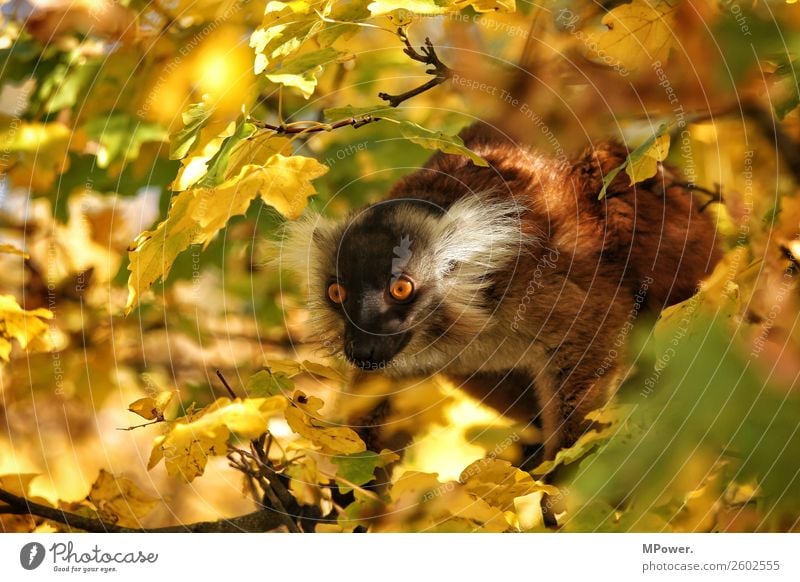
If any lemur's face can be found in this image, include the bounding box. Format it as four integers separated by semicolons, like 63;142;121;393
280;196;527;372
315;199;446;370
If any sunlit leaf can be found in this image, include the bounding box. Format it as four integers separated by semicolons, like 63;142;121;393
246;370;294;397
0;295;53;362
460;459;557;511
149;397;286;481
87;470;159;527
265;48;348;98
128;391;176;421
625;129;671;184
170;100;215;160
126;151;327;312
593;0;677;71
285;391;366;454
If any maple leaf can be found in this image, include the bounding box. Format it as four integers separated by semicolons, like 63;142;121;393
87;470;159;527
285;391;366;455
125;150;327;313
148;397;286;482
593;0;677;72
0;295;53;362
128;391;176;421
626;130;671;185
460;459;558;511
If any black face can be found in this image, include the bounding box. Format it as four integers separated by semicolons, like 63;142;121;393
325;201;436;370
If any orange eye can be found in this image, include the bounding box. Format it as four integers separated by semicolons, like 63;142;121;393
389;276;415;302
327;282;347;304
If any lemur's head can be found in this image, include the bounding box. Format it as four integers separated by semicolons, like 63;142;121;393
279;195;526;371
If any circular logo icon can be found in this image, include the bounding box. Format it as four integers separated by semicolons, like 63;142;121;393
20;542;46;570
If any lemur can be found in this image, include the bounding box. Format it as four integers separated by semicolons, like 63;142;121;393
281;122;721;467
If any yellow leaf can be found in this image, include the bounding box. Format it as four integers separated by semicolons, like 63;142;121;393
460;459;558;511
126;153;327;312
191;396;287;437
125;189;200;313
149;397;286;481
389;471;442;503
258;154;329;219
128;391;175;421
451;0;515;12
0;473;39;497
531;403;633;476
382;471;510;532
626;133;671;184
0;120;73;193
368;0;448;17
0;243;29;259
266;359;344;381
223;133;292;181
87;470;159;527
0;295;53;361
285;456;330;506
266;358;303;376
147;436;165;470
285;391;366;454
160;423;229;481
593;0;676;72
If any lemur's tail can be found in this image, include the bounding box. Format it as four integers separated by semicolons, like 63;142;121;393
572;141;723;308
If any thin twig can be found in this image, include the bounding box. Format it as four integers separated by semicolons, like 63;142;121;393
251;115;380;135
216;369;237;399
228;447;302;533
378;30;454;107
116;418;163;431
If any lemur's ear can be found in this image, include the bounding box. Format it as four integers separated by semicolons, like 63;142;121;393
431;195;532;277
273;212;340;290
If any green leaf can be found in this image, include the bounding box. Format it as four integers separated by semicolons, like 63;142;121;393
200;120;258;187
250;2;327;74
325;106;488;166
396;120;489;167
332;450;399;493
598;123;670;199
170;101;215;160
625;128;670;184
0;38;42;83
265;48;347;98
43;59;101;114
85;114;167;168
246;370;294;397
367;0;450;17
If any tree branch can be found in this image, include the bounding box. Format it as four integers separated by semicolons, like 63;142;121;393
251;115;380;135
378;30;453;107
0;488;287;533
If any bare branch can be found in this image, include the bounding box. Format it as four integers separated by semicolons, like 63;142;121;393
0;488;287;533
216;369;238;399
379;30;453;108
251;115;380;135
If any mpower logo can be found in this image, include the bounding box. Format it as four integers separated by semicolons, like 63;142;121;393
20;542;46;570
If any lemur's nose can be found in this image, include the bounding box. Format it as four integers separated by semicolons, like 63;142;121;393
344;328;409;370
345;338;376;366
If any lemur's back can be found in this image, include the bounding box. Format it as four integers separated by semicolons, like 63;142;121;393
390;123;721;311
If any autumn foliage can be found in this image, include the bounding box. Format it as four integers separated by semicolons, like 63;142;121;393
1;0;800;533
